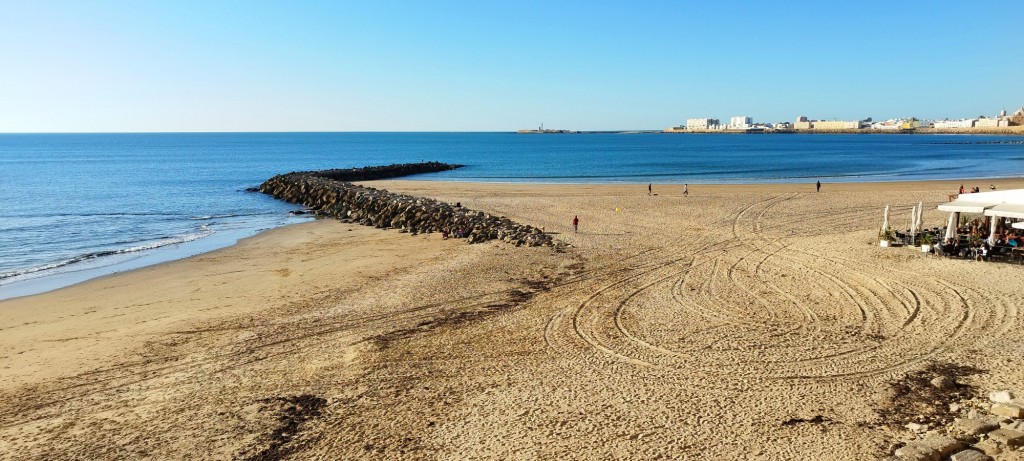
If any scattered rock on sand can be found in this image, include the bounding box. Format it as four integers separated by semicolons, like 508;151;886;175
932;375;955;390
894;434;963;461
974;438;1001;456
905;422;928;433
952;417;1002;437
991;402;1024;419
989;390;1014;404
1001;420;1024;431
985;427;1024;448
949;448;993;461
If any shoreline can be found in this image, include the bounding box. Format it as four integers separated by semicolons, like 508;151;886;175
4;176;1022;303
366;176;1024;193
0;214;312;301
0;218;437;388
397;174;1024;186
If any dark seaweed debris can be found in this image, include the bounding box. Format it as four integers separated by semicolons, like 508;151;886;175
781;414;832;426
875;362;984;429
244;394;328;461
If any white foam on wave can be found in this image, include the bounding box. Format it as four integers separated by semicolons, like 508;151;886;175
0;228;215;281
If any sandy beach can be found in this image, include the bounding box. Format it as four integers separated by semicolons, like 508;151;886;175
3;178;1024;460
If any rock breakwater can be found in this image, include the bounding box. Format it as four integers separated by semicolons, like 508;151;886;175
259;163;560;248
297;161;463;182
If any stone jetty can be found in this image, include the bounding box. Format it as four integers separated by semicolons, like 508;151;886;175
258;162;560;248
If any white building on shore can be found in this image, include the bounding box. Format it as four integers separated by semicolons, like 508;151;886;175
975;117;1010;128
687;118;721;130
728;116;752;130
933;119;977;129
870;119;903;130
794;117;864;130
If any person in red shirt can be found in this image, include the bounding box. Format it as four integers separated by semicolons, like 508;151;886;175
572;215;579;233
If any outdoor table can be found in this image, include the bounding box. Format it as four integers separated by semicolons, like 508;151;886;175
1012;247;1024;264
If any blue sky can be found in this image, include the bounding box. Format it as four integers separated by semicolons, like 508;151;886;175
1;1;1021;132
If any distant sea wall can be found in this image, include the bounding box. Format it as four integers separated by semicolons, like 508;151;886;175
794;127;1024;135
258;162;559;248
915;127;1024;135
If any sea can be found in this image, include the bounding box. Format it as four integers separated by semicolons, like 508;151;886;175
2;132;1023;299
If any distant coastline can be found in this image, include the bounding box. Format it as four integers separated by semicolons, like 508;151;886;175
513;127;1024;135
662;126;1024;135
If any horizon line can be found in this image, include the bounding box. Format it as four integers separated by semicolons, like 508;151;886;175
0;130;662;135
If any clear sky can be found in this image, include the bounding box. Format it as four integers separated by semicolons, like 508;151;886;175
1;1;1022;132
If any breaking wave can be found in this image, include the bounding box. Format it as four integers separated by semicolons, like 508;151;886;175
0;228;215;281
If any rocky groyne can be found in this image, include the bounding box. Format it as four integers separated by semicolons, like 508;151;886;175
258;162;559;248
296;161;463;182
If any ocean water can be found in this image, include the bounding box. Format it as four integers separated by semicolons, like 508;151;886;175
1;132;1023;298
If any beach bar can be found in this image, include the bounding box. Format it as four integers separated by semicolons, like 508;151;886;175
939;189;1024;245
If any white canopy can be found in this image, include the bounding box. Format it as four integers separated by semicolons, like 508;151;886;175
939;189;1024;214
985;203;1024;219
938;200;993;214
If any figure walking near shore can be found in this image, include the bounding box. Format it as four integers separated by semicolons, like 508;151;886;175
683;183;688;197
816;180;821;193
648;183;652;196
572;215;579;233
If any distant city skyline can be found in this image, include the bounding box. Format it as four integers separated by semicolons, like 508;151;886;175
1;1;1022;133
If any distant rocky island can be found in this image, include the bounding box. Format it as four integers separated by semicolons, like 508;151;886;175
516;124;578;134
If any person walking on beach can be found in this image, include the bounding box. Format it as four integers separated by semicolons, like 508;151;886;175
683;183;688;197
572;215;579;233
648;183;652;196
816;180;821;193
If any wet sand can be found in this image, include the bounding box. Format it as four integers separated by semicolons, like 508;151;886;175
2;178;1024;459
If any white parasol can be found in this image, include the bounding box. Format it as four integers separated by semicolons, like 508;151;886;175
916;201;924;232
909;205;918;235
882;205;890;234
944;212;957;241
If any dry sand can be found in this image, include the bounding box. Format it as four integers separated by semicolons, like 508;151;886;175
2;179;1024;460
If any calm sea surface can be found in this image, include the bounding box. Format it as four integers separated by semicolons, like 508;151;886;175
2;132;1023;297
